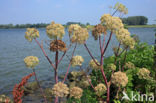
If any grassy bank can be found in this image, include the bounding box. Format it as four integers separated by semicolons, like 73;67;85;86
126;25;156;28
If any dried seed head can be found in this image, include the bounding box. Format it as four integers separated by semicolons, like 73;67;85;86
50;40;67;52
92;24;107;40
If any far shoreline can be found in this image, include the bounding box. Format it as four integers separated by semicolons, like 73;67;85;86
126;25;156;28
0;25;156;29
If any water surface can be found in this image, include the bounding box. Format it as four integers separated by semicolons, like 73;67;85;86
0;27;155;96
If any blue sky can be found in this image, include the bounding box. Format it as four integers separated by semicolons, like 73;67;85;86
0;0;156;25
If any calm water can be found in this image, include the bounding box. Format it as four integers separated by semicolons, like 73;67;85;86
0;28;155;96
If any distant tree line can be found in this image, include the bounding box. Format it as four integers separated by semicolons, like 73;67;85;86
0;16;149;29
0;22;91;29
122;16;148;25
65;22;90;28
0;23;49;29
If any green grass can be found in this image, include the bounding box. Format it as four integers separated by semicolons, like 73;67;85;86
126;25;156;28
85;25;156;30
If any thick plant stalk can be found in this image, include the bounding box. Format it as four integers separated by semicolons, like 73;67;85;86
55;50;59;83
33;69;48;103
100;34;112;103
101;33;112;103
85;34;112;103
54;39;59;103
100;54;110;103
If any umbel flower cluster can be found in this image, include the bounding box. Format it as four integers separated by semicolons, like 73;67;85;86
100;14;124;33
100;14;135;49
24;56;39;69
137;68;150;79
25;28;39;42
70;87;83;99
92;24;107;40
124;62;135;69
68;24;89;44
50;40;67;52
116;28;135;49
111;71;128;87
114;2;128;14
107;63;116;71
52;82;69;97
95;83;107;97
89;59;100;70
71;55;84;67
46;22;65;39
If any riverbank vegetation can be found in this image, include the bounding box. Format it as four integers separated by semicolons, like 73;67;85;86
0;2;155;103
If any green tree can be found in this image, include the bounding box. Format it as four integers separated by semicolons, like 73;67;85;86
122;16;148;25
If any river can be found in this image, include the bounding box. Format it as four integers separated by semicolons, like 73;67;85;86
0;27;155;97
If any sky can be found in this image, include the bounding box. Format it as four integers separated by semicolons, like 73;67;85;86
0;0;156;25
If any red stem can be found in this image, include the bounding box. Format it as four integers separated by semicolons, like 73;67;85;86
99;36;102;53
55;51;59;83
102;35;106;54
35;39;56;70
86;75;95;90
99;35;110;103
102;32;113;56
33;69;48;103
100;55;110;103
84;43;100;66
63;63;71;83
63;43;77;83
58;44;72;65
54;39;59;103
